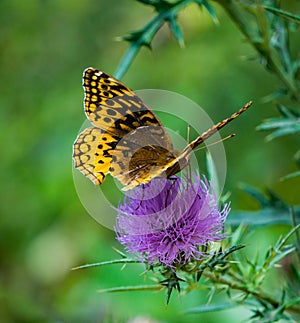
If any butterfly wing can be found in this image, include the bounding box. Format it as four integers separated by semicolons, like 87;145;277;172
107;125;178;189
83;68;172;141
73;127;105;184
74;68;252;189
73;68;174;186
122;101;253;190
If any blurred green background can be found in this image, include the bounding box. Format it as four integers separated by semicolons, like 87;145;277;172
1;1;300;322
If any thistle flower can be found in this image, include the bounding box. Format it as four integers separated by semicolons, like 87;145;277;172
115;174;230;269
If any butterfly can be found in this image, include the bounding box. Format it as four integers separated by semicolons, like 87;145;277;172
73;68;252;190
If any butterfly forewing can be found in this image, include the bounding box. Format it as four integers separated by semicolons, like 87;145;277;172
83;68;172;148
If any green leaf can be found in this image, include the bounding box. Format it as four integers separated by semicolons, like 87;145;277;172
295;150;300;168
167;14;185;47
72;258;139;270
264;126;300;141
256;105;300;141
261;89;288;103
269;245;295;268
263;5;300;24
196;0;219;24
115;0;221;78
266;188;289;210
98;284;162;293
278;105;300;118
280;171;300;181
206;151;220;199
274;223;300;250
238;183;273;208
284;296;300;310
229;208;300;227
229;185;300;227
160;271;185;304
184;302;237;314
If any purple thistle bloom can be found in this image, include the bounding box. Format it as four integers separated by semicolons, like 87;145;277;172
115;174;230;268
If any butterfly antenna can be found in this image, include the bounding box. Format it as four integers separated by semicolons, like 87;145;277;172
184;101;252;153
192;133;236;152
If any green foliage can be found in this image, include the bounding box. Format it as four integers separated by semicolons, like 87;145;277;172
215;0;300;99
2;0;300;322
183;225;300;320
78;225;300;321
107;1;300;321
116;0;300;188
257;105;300;141
115;0;217;78
257;104;300;180
229;184;300;226
263;5;300;24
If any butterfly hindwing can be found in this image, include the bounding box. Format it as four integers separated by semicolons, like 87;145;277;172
73;127;105;185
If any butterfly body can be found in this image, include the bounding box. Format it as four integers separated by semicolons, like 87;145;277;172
73;68;252;190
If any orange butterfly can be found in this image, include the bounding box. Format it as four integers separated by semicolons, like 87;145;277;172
73;68;252;190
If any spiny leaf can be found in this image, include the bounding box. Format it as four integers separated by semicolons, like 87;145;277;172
295;150;300;167
261;88;288;103
122;30;152;47
257;105;300;141
264;126;300;141
283;296;300;310
196;0;219;24
256;117;300;131
280;171;300;181
229;208;300;227
265;188;289;210
71;258;139;270
263;5;300;24
269;245;296;268
206;151;220;199
184;302;237;314
97;284;162;293
160;272;185;304
274;224;300;250
229;224;248;246
277;105;300;118
229;185;300;227
167;14;185;47
202;0;218;23
115;0;221;78
238;183;273;208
